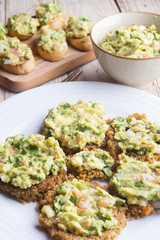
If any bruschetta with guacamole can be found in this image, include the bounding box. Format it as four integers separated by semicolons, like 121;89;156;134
36;1;69;31
0;22;8;39
37;25;68;61
38;178;126;240
7;13;40;40
0;36;35;74
66;16;93;51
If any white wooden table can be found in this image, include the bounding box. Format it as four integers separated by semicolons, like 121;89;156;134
0;0;160;102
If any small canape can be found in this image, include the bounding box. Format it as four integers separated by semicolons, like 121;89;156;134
36;1;69;31
66;16;93;51
7;13;40;40
37;25;68;61
0;36;35;74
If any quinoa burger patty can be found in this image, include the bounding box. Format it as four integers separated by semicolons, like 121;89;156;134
106;113;160;162
109;153;160;218
67;149;115;181
42;100;109;152
0;133;67;203
38;178;126;240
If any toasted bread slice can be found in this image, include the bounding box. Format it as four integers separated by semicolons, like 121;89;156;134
0;55;35;75
7;25;33;40
37;43;68;61
67;35;92;51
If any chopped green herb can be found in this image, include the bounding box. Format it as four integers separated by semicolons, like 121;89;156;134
102;152;109;160
29;174;42;181
13;156;23;167
135;181;146;188
77;123;89;132
70;195;78;205
101;215;112;221
82;153;90;159
62;103;71;109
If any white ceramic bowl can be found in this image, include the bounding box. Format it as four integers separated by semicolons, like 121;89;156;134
91;12;160;88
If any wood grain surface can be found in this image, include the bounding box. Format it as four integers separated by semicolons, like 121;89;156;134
0;33;95;92
0;0;160;99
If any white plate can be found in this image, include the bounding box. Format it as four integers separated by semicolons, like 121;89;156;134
0;81;160;240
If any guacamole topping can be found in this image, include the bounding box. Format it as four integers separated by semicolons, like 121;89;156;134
0;134;66;189
0;36;32;65
42;178;125;236
0;22;8;39
112;116;160;156
37;25;67;51
43;100;108;150
36;1;63;25
110;154;160;206
9;13;40;35
100;24;160;58
66;16;93;38
70;149;114;177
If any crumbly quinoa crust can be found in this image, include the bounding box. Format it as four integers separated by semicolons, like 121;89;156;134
39;207;126;240
67;164;107;181
66;154;114;182
125;204;155;219
0;172;67;203
38;181;127;240
42;130;108;156
108;186;155;219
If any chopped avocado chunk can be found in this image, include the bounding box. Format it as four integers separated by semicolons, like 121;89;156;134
42;205;55;218
103;167;113;178
70;149;114;172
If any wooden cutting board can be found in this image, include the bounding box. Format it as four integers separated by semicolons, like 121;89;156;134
0;33;96;92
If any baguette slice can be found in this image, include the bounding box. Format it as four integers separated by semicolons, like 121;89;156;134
37;43;68;62
67;35;92;51
7;25;33;40
0;55;35;75
7;13;39;40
